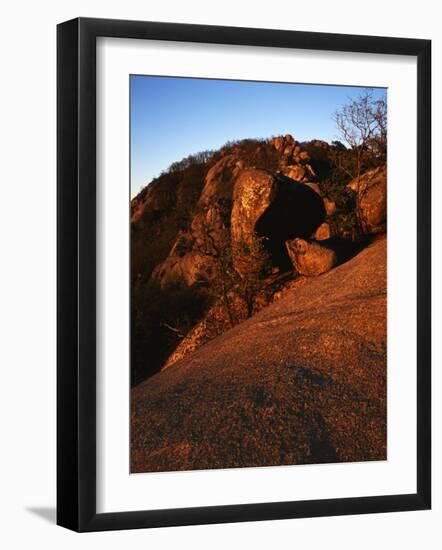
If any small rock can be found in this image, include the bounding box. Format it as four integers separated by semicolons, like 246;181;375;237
315;222;331;241
324;197;336;216
298;151;310;163
286;237;338;276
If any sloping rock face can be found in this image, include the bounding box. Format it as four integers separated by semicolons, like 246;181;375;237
151;156;241;290
162;293;247;371
131;237;387;472
198;154;241;207
162;270;300;370
131;168;206;288
161;234;365;371
150;233;209;289
348;165;387;234
131;165;210;384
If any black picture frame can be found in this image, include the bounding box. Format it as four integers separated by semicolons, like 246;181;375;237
57;17;431;532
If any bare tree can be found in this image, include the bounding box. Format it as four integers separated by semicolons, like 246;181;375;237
333;90;387;235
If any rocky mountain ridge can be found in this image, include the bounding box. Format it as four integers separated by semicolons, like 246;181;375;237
131;134;386;385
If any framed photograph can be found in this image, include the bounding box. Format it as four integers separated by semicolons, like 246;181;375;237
57;17;431;532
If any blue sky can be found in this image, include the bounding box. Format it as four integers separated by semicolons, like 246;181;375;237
130;75;386;197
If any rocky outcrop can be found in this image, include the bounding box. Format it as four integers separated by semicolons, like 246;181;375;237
131;165;208;290
131;238;387;472
271;134;293;151
145;135;339;292
198;154;241;207
231;170;326;273
131;134;386;387
271;134;318;181
348;165;387;234
230;169;278;276
151;156;242;290
282;163;316;182
151;234;210;290
154;163;327;288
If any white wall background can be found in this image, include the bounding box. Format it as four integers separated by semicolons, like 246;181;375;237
0;1;439;548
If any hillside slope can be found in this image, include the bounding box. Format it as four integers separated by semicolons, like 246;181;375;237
131;135;386;386
131;236;387;473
